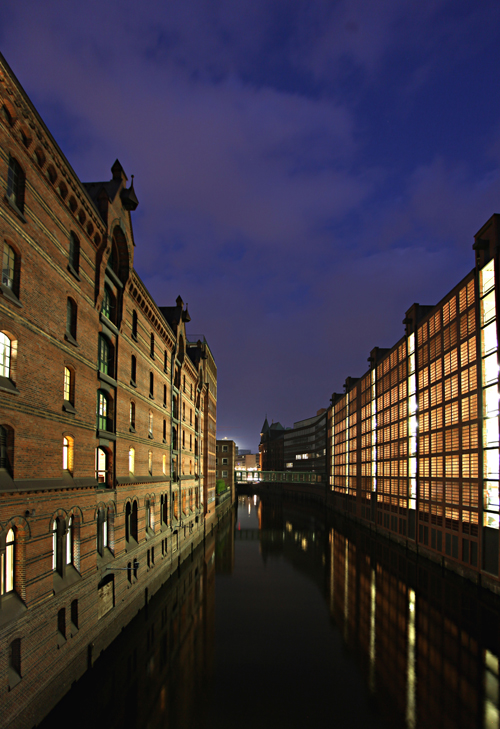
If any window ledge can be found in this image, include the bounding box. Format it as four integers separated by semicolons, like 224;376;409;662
100;312;119;336
67;263;81;281
0;377;19;395
98;371;117;387
105;267;123;289
129;425;136;433
130;379;137;388
53;564;81;594
63;400;76;414
0;591;27;630
148;432;153;439
64;331;78;347
149;393;154;400
4;195;26;223
0;284;21;307
97;429;116;441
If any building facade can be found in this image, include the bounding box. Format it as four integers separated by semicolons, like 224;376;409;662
329;213;500;591
216;439;236;504
0;54;226;727
259;417;286;471
284;409;328;475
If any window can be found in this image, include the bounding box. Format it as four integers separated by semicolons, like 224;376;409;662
2;242;18;295
150;333;155;358
69;232;80;275
102;285;114;322
62;436;74;473
148;411;153;438
129;447;135;474
222;445;228;452
145;499;151;530
183;375;186;392
52;517;64;574
182;430;185;448
96;447;108;484
129;401;135;430
66;298;77;343
222;458;228;465
71;599;79;629
125;501;138;542
163;384;167;407
58;608;66;639
148;450;153;475
0;332;12;379
162;454;167;475
0;426;13;473
98;334;111;376
222;470;228;477
66;516;73;565
164;350;168;372
163;419;166;441
96;507;107;557
63;366;74;406
149;372;154;398
190;433;192;451
1;527;15;595
97;390;109;431
131;354;136;384
9;639;21;685
132;310;138;340
6;157;25;213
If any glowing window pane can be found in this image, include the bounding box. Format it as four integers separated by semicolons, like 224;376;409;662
66;517;72;564
482;290;497;326
483;385;499;418
480;260;495;296
484;417;499;448
64;367;71;401
2;244;15;289
408;374;416;395
408;333;415;355
5;528;14;593
482;322;498;356
409;353;415;374
409;457;417;477
409;395;417;415
483;352;499;387
63;437;69;470
485;481;500;511
484;450;499;479
409;436;417;455
129;448;135;474
0;332;11;378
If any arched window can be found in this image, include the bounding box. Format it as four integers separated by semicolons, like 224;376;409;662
66;516;73;565
69;232;80;274
6;157;25;213
125;502;131;543
129;447;135;474
1;527;15;594
148;450;153;475
98;334;112;376
97;390;109;431
96;447;108;484
66;298;77;342
131;500;138;541
63;367;74;405
96;508;107;557
0;332;12;379
62;436;74;473
150;333;155;358
129;402;135;430
145;499;151;530
132;310;138;340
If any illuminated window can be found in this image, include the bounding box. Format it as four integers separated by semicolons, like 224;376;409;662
1;527;15;595
162;454;167;475
0;332;12;379
97;390;109;431
129;447;135;474
98;335;111;375
96;447;108;484
148;450;153;475
62;436;74;473
63;366;74;405
148;411;153;438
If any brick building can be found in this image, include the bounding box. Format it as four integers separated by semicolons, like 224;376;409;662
259;417;286;471
0;54;226;727
329;212;500;592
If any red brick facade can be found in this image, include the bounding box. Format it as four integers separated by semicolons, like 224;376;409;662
0;53;227;727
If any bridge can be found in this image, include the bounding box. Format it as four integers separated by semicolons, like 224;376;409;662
235;469;325;484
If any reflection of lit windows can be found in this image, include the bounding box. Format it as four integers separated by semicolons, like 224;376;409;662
1;527;15;594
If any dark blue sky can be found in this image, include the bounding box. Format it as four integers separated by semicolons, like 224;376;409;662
3;1;500;451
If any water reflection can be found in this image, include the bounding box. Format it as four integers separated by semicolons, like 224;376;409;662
38;495;500;729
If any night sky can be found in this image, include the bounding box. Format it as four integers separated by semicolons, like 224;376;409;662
3;1;500;452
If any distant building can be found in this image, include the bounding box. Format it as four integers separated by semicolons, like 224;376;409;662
284;409;328;475
235;453;259;470
259;418;287;471
216;439;236;503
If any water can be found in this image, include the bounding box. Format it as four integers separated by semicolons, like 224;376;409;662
39;493;500;729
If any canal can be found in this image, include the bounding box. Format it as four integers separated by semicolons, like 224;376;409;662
39;493;500;729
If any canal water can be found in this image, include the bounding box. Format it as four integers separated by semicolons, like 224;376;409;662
40;493;500;729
